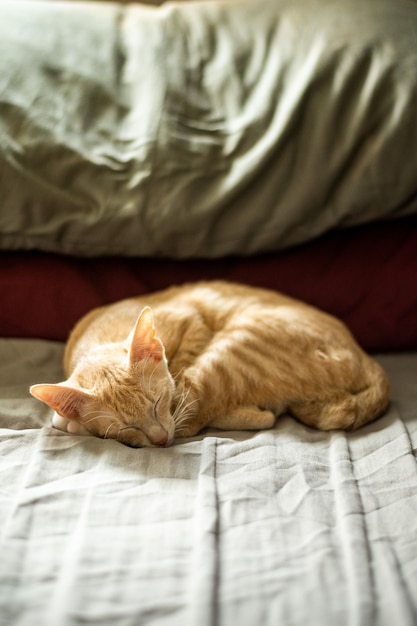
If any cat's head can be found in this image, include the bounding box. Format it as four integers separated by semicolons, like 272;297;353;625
30;306;177;448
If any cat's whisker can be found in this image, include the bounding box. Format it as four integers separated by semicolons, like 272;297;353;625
174;411;191;427
103;423;115;440
174;387;192;408
115;427;126;444
82;410;116;428
81;409;103;417
82;415;104;426
174;413;198;434
174;410;197;429
173;391;198;420
172;391;199;432
83;414;110;425
174;409;196;427
172;367;186;383
174;421;191;434
172;396;189;422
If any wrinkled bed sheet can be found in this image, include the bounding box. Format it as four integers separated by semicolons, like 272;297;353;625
0;338;416;626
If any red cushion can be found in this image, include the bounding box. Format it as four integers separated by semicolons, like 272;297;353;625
1;217;416;352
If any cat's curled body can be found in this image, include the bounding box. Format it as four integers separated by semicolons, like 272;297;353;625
30;281;390;447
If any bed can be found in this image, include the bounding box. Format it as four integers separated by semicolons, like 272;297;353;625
1;0;417;624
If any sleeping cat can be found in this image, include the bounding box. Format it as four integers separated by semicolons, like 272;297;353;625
30;281;390;447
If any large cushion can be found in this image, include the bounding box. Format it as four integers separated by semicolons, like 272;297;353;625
1;0;417;258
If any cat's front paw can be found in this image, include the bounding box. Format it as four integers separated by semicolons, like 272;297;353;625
51;412;90;436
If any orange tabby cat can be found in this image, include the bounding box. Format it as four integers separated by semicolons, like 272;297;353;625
30;281;390;447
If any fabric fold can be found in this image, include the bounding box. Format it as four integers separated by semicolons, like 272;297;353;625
329;432;376;626
187;438;220;626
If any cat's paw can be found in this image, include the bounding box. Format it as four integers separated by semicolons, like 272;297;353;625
51;412;91;436
210;406;276;431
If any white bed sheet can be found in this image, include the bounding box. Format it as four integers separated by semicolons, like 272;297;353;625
0;338;416;626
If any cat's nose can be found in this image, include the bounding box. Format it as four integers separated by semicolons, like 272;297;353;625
152;434;168;446
148;424;169;446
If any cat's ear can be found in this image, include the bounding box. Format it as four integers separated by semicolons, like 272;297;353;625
128;306;165;365
30;383;92;420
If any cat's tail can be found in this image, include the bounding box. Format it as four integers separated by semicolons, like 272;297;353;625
347;358;391;430
289;358;391;431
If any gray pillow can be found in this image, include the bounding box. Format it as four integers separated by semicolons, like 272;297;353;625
0;0;416;258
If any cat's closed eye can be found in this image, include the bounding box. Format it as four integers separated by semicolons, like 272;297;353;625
153;397;161;417
153;390;171;418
